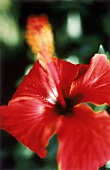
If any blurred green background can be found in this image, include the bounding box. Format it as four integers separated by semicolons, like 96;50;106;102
0;0;110;169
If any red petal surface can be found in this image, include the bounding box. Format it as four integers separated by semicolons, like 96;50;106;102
11;61;51;102
56;104;110;170
54;59;88;98
0;100;59;158
70;54;110;105
11;59;87;104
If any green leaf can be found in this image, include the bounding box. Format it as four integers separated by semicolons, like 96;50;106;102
88;103;108;112
98;45;110;61
98;44;106;54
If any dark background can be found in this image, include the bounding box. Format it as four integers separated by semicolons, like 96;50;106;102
0;0;110;169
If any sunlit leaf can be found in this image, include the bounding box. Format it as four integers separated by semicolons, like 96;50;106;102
98;45;106;54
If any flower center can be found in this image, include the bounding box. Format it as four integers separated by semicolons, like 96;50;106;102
55;98;74;115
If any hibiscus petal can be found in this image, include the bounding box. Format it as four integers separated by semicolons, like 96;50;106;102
0;100;59;158
54;59;88;98
11;59;87;104
70;54;110;105
11;61;51;102
56;104;110;170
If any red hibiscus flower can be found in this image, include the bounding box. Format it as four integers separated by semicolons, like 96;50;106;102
1;15;110;170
